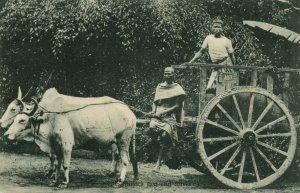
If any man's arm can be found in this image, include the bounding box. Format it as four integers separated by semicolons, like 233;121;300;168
145;102;157;118
155;98;181;117
228;52;236;65
227;39;235;65
189;48;205;64
151;102;157;114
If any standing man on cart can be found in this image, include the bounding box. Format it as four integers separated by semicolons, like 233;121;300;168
187;18;236;90
146;67;186;172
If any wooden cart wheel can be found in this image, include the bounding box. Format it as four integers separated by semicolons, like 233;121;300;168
197;87;297;189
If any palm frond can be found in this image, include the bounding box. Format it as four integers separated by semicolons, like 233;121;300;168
274;0;300;11
243;20;300;44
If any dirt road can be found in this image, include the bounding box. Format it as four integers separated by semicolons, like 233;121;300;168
0;152;299;193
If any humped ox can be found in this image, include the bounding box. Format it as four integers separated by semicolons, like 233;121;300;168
0;88;119;178
3;88;138;188
0;88;121;177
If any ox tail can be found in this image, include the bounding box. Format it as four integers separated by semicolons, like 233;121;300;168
133;118;136;155
129;116;138;180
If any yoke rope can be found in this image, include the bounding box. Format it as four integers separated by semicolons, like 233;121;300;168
1;114;19;124
38;101;128;114
38;101;184;128
4;100;185;130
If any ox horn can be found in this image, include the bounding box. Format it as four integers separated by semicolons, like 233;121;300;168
17;86;22;100
21;86;33;100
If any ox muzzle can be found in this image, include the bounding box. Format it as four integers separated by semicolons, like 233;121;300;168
4;130;16;140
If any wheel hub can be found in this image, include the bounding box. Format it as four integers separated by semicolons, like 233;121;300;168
240;129;256;146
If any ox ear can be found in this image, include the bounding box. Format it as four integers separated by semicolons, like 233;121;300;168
17;86;22;100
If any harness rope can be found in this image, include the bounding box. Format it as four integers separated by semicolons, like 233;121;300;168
1;114;19;124
37;101;128;114
4;100;185;144
36;101;185;128
34;101;141;144
3;100;183;129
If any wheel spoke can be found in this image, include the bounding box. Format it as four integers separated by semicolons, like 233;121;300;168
238;150;247;183
203;136;239;142
198;87;296;189
232;95;246;129
254;146;277;172
257;141;288;157
217;104;242;131
220;146;241;175
206;119;240;135
251;101;274;130
250;147;260;182
248;94;255;128
208;141;240;161
255;116;287;134
257;133;291;138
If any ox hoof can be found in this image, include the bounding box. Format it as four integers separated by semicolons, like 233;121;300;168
58;183;68;189
48;181;58;187
115;176;121;182
152;167;160;173
107;171;116;177
113;181;123;188
44;170;55;178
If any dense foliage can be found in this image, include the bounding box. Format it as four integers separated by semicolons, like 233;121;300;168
0;0;299;162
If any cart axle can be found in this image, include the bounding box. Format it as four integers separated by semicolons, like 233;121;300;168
240;129;257;147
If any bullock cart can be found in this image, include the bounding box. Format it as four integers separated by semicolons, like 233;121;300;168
139;64;300;189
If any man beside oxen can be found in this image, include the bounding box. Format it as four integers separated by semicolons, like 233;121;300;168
1;88;138;188
146;67;186;172
1;66;185;187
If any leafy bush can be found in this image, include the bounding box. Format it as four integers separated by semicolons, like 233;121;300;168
0;0;299;161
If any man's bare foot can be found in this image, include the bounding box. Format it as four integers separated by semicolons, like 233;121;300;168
153;166;160;173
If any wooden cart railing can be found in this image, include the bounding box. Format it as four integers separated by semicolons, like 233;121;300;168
172;64;300;125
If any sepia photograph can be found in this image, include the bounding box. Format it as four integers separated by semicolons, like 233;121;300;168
0;0;299;192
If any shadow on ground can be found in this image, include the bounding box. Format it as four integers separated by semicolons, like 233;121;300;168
0;152;298;192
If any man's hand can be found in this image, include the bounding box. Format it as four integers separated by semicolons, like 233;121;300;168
144;111;163;119
155;112;163;118
180;62;189;66
188;59;194;64
229;52;236;66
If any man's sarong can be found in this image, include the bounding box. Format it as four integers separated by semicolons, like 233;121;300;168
149;111;178;141
207;57;234;89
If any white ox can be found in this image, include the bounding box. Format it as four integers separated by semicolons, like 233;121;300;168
4;88;138;188
0;88;120;178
